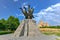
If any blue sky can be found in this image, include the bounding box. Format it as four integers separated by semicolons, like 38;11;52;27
0;0;60;25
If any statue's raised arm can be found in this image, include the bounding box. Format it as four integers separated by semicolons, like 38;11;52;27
28;5;34;18
20;5;34;19
20;7;27;16
28;5;34;14
31;8;34;14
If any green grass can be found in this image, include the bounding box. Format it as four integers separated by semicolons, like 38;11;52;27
43;32;60;36
55;33;60;37
43;32;54;35
40;27;60;36
40;26;60;29
0;31;14;35
56;38;60;40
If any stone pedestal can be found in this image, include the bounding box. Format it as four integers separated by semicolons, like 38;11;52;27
14;19;40;37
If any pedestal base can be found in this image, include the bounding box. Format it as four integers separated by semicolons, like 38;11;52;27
14;19;40;37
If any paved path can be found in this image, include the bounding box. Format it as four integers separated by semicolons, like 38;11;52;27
0;33;59;40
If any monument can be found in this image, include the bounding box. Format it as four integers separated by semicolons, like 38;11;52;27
14;5;40;37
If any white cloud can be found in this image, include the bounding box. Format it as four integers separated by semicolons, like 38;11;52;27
25;5;28;8
22;2;35;9
34;3;60;25
16;14;24;17
13;0;18;2
22;2;28;8
3;6;7;8
23;2;27;6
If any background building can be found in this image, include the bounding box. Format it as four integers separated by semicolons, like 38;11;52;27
38;20;49;27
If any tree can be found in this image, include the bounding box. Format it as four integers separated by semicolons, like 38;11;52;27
0;16;20;31
0;18;7;30
7;16;20;31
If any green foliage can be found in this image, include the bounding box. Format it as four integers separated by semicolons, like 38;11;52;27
7;16;20;31
40;26;60;29
0;18;7;30
0;16;20;31
0;23;6;30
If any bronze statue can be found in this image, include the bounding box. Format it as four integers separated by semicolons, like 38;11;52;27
20;5;34;19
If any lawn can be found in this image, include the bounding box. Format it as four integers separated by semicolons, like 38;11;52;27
56;38;60;40
39;28;60;36
0;31;14;35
